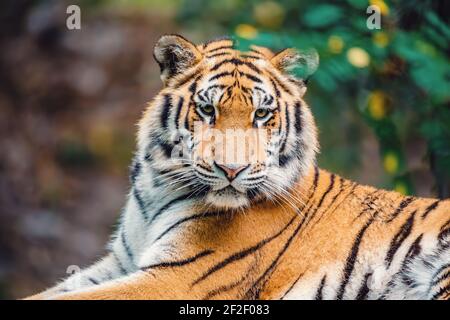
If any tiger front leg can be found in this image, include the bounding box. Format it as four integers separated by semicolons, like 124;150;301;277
26;253;132;300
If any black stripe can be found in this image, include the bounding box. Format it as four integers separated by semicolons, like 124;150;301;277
130;160;141;185
421;200;440;218
196;88;207;102
184;102;194;131
112;252;127;275
141;249;213;269
188;79;198;94
218;86;233;105
206;51;233;58
160;94;172;129
278;102;305;168
157;139;174;158
385;210;416;267
197;163;214;172
324;177;345;211
149;193;195;224
203;261;257;300
196;170;217;180
439;218;450;233
267;71;292;95
315;275;327;300
270;78;281;97
209;71;233;82
203;276;247;300
294;102;302;133
301;173;336;230
280;273;304;299
317;174;336;208
288;77;305;88
240;54;261;60
279;102;290;154
144;151;153;163
312;166;320;190
174;97;184;129
153;209;222;243
387;196;415;222
242;60;261;73
104;271;113;281
250;48;265;56
121;230;134;263
355;273;371;300
88;277;99;285
172;67;202;89
210;58;261;73
313;178;352;228
203;36;233;47
192;214;298;286
403;233;423;262
207;45;233;53
133;187;148;220
438;219;450;244
239;71;262;83
204;84;226;97
278;154;291;167
336;216;376;299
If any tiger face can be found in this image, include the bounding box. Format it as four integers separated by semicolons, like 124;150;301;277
138;35;319;210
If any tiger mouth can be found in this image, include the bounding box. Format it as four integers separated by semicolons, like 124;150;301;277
205;185;251;209
214;185;245;195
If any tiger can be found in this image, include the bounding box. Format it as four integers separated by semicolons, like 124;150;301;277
27;35;449;300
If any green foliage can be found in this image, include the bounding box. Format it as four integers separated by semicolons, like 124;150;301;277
303;4;344;28
177;0;450;197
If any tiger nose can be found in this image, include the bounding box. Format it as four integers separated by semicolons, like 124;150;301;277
214;162;248;181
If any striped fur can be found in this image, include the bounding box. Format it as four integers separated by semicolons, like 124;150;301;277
27;36;449;300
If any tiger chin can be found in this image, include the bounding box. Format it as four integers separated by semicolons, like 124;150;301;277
26;35;449;301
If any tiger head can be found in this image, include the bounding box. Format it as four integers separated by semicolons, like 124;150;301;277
138;35;319;210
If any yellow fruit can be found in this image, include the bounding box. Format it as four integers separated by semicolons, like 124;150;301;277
370;0;390;16
368;90;387;120
347;47;370;68
328;35;344;54
383;152;399;174
235;24;258;40
395;182;408;195
253;1;285;29
373;32;389;48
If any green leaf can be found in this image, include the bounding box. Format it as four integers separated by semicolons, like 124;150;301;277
302;4;343;28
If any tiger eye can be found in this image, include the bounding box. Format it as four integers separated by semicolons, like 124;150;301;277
255;108;269;119
201;104;215;115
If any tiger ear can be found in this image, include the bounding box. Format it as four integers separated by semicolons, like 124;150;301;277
153;35;203;85
270;48;319;82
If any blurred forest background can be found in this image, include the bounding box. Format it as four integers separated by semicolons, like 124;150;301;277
0;0;448;299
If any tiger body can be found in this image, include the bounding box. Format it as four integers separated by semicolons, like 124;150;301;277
28;36;450;300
